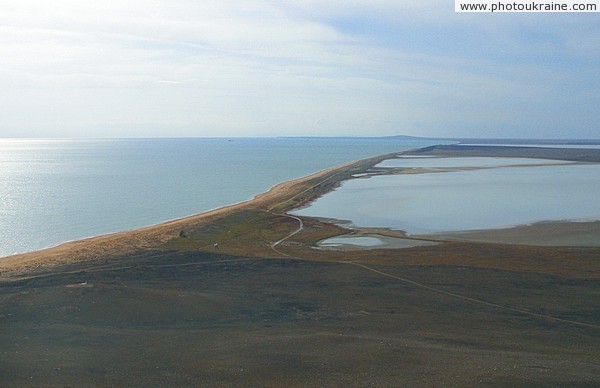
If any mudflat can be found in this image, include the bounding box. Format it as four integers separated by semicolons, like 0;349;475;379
422;220;600;246
1;146;599;386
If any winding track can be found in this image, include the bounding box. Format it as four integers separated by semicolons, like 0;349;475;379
6;205;600;330
267;186;600;330
4;154;599;330
271;215;304;249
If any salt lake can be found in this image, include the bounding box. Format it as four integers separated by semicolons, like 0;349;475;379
293;157;600;234
375;156;571;169
0;137;437;257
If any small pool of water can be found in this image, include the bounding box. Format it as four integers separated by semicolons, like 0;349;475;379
316;235;440;250
319;236;384;247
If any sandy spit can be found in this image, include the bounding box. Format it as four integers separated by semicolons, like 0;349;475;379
0;155;374;277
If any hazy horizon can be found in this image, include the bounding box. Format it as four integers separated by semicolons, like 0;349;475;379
1;134;599;141
1;1;598;139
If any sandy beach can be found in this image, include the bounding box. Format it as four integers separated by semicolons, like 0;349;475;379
2;146;599;277
3;2;599;383
1;145;599;386
0;153;390;277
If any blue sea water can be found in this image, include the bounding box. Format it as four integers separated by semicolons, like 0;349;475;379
0;137;435;258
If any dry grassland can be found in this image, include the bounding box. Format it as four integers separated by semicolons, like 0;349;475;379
1;146;598;386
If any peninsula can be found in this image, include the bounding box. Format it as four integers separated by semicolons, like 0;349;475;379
1;145;599;386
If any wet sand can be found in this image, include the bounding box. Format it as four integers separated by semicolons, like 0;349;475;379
422;220;600;246
312;220;600;250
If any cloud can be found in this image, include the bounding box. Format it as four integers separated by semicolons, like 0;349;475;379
0;0;597;138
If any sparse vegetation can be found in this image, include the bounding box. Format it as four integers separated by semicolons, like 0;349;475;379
1;146;598;385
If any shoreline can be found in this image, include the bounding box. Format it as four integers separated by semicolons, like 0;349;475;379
419;219;600;246
0;152;396;276
2;145;599;385
308;217;600;250
0;177;293;275
2;145;599;276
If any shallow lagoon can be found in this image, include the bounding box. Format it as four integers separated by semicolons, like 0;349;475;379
0;137;438;258
375;157;570;169
293;158;600;234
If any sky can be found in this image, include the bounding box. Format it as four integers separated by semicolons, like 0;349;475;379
0;0;598;139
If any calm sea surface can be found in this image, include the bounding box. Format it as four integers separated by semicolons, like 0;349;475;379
0;137;435;257
293;156;600;234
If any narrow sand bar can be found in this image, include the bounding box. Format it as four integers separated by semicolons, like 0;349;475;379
0;152;395;275
297;145;600;248
1;145;599;276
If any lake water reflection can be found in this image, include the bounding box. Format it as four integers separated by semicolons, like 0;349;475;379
293;158;600;234
375;157;570;169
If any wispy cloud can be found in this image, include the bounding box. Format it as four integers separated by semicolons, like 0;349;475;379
0;0;597;138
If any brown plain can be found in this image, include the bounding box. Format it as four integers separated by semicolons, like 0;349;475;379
1;145;599;386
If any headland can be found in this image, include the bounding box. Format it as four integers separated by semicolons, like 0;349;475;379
1;145;599;386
